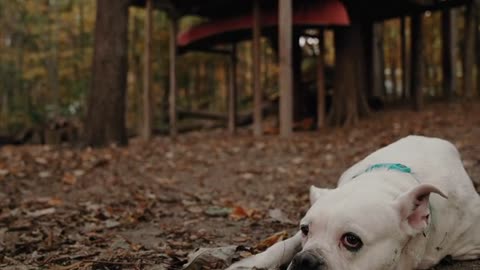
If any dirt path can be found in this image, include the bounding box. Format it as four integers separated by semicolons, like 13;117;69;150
1;101;479;269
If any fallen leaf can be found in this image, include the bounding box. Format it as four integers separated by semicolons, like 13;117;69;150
62;173;77;185
35;157;48;165
254;231;289;251
27;207;56;217
9;219;32;230
105;219;120;228
241;173;254;180
0;169;9;177
183;246;239;270
229;206;256;220
47;197;63;206
187;206;203;214
39;171;51;178
110;235;131;250
291;157;303;165
205;207;231;217
73;169;85;177
268;209;295;225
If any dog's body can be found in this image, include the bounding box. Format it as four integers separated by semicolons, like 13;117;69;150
228;136;480;270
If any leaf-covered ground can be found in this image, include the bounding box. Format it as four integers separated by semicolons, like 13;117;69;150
1;101;480;270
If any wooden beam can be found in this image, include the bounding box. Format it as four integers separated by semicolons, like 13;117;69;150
169;16;178;137
228;44;238;134
142;0;153;141
442;8;456;99
411;13;424;111
253;0;262;136
279;0;293;137
317;29;326;129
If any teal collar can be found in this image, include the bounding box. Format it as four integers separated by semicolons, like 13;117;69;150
352;163;419;183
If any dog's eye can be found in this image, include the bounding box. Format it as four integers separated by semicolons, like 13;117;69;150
341;232;363;252
300;224;309;236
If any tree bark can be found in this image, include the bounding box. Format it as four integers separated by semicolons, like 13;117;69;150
141;0;153;141
442;8;456;99
372;23;385;99
464;1;476;98
47;0;60;114
131;15;144;134
401;17;410;99
292;33;303;122
169;16;178;137
228;44;238;134
411;13;424;111
84;0;131;147
329;22;370;126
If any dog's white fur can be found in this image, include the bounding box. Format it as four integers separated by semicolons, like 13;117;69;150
227;136;480;270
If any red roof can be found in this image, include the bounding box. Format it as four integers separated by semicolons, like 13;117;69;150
177;0;349;49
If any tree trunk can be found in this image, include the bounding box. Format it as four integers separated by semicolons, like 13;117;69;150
292;33;304;122
47;0;60;114
401;17;410;99
132;16;143;134
442;8;456;99
228;44;238;134
329;22;370;126
411;13;424;111
141;0;153;140
464;1;477;98
372;23;385;99
84;0;130;147
79;0;86;55
169;17;178;137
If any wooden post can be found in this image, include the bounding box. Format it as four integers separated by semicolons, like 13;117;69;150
477;3;480;96
442;8;456;99
464;1;476;98
317;29;325;129
278;0;293;137
411;13;424;111
292;33;302;121
253;0;262;136
228;44;238;134
401;17;410;99
142;0;153;140
169;15;178;137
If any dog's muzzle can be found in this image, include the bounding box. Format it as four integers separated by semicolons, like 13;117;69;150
288;250;327;270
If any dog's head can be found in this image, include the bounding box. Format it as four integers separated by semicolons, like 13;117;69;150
287;179;447;270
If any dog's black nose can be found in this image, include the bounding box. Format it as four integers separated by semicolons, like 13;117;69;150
290;251;326;270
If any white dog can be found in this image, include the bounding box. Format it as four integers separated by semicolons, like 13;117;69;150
228;136;480;270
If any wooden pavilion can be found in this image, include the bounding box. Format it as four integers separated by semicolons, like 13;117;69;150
132;0;470;138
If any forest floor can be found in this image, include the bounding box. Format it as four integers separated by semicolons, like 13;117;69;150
1;100;480;270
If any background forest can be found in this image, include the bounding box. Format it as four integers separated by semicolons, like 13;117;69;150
0;0;477;142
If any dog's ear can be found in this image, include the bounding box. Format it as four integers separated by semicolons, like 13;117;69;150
310;185;330;205
394;184;447;235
